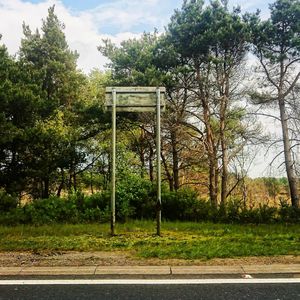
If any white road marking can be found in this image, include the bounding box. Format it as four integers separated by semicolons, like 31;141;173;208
0;278;299;285
242;274;253;279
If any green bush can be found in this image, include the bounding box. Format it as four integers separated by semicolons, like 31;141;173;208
219;198;242;223
0;181;299;225
162;188;210;221
0;189;18;212
0;192;111;225
278;200;300;223
257;204;277;223
239;207;261;224
0;208;26;225
22;196;79;224
116;175;155;221
83;192;109;211
82;192;110;222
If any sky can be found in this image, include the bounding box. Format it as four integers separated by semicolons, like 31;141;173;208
0;0;273;73
0;0;282;178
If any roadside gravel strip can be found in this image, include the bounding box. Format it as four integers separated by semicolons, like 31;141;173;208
0;251;299;267
0;252;299;278
0;265;299;278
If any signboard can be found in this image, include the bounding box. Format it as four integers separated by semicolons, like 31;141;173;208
105;86;165;236
105;87;166;112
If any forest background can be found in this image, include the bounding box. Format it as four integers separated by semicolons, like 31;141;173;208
1;0;300;225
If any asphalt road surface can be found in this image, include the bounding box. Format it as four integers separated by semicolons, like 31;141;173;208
0;279;300;300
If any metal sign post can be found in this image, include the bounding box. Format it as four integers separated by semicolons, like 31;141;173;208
111;89;116;236
105;87;165;236
156;88;161;236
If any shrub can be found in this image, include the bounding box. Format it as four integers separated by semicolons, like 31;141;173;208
82;192;110;222
22;196;79;224
278;200;300;223
116;175;155;221
0;208;26;225
220;198;243;223
239;207;261;224
257;204;277;223
84;192;109;211
162;188;210;221
0;182;299;225
0;189;18;212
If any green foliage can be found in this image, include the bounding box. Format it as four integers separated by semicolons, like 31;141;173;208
0;181;299;225
20;6;82;114
0;189;18;212
0;7;110;200
116;175;155;221
1;1;300;217
22;196;79;224
168;0;251;62
218;198;278;224
263;177;282;199
0;193;110;225
18;6;87;198
99;32;162;86
0;40;40;194
162;188;210;221
278;199;300;223
252;0;300;63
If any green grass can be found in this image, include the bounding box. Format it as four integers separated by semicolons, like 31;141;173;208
0;221;299;260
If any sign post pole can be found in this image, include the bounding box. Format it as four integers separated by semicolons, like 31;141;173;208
111;88;116;236
105;87;165;236
156;87;161;236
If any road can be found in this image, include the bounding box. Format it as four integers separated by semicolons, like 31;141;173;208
0;279;300;300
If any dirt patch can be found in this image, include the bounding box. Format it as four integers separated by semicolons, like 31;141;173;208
0;251;299;267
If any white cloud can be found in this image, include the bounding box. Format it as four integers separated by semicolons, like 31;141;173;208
85;0;164;33
0;0;52;54
230;0;272;20
0;0;144;73
0;0;273;73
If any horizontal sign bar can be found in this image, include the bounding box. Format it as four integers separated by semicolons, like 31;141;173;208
106;87;166;93
106;107;164;112
105;93;166;108
105;87;166;112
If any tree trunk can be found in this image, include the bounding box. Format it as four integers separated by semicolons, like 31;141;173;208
73;172;77;191
42;177;50;198
204;107;219;208
90;171;94;194
139;127;146;178
149;145;154;182
242;178;247;209
57;168;65;197
140;148;145;178
171;129;180;191
220;143;228;206
161;152;173;191
196;63;219;207
279;96;299;208
220;96;228;206
209;157;218;208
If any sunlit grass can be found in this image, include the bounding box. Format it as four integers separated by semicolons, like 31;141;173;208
0;221;299;259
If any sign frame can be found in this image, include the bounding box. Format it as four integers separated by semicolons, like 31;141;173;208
105;87;166;112
105;87;166;236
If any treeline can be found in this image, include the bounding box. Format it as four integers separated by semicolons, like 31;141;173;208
1;1;300;223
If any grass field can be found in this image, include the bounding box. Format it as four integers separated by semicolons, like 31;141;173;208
0;221;299;260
